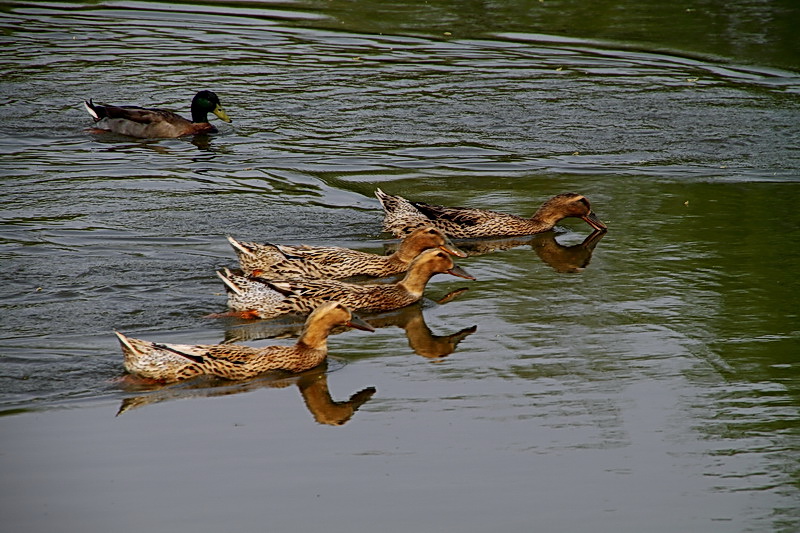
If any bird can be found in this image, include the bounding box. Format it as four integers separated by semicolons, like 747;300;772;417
115;301;373;382
216;248;475;320
227;226;466;280
375;188;607;239
84;90;231;138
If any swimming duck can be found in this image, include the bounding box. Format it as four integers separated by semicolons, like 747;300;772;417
216;248;475;320
115;301;373;382
375;188;607;239
84;90;231;138
227;226;466;280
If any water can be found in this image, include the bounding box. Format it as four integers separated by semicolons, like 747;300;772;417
1;1;799;532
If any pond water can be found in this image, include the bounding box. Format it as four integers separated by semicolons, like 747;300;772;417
1;1;799;532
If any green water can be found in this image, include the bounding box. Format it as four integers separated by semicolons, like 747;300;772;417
0;1;798;532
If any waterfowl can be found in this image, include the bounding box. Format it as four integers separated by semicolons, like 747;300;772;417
227;226;466;280
216;248;475;320
115;301;373;382
375;188;607;239
84;90;231;138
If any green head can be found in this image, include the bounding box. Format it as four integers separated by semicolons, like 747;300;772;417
191;90;231;124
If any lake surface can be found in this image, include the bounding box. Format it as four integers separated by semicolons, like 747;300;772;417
1;1;799;532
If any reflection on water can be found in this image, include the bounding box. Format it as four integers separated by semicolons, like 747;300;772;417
116;362;376;425
222;298;476;358
452;229;605;273
0;1;799;532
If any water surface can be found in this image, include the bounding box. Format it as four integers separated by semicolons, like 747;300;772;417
1;1;799;532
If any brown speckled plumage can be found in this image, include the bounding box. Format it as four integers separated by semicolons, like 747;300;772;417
376;188;607;238
217;248;475;319
84;90;231;138
227;226;466;280
115;302;373;382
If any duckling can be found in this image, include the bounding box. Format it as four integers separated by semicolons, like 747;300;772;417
115;301;373;382
227;226;466;280
216;248;475;320
84;90;231;138
375;188;607;238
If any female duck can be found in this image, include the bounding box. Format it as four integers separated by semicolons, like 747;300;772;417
227;226;466;280
116;302;373;382
217;248;475;320
375;188;607;239
84;90;231;138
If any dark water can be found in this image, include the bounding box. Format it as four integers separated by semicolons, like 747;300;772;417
1;1;799;532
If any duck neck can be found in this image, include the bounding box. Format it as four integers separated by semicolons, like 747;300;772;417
297;321;331;351
389;240;421;265
528;206;560;231
397;264;436;297
191;108;210;124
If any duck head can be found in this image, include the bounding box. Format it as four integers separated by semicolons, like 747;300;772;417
403;226;467;258
410;249;475;280
536;193;607;231
309;301;375;332
192;90;232;124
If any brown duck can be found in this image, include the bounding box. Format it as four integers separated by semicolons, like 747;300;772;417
217;248;475;320
227;226;466;280
376;188;607;238
115;302;373;382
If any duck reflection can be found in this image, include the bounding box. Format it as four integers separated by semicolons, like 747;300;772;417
115;363;375;426
364;302;477;359
220;294;476;359
446;230;606;273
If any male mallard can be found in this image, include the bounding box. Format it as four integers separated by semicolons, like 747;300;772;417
216;248;475;320
84;90;231;138
227;226;466;280
375;188;607;238
115;301;373;382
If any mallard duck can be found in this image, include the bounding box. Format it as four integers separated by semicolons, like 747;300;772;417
84;90;231;138
227;226;466;280
115;301;373;382
216;248;475;319
375;188;607;238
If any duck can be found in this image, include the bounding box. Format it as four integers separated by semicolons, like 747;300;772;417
84;90;231;138
216;248;475;320
115;301;373;382
375;188;607;239
227;226;467;280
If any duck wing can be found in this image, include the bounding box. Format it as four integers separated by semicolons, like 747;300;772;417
152;342;259;365
410;201;496;227
86;101;185;125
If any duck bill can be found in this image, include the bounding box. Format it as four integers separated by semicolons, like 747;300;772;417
213;105;232;123
439;241;467;258
446;264;476;280
582;211;607;231
347;315;375;332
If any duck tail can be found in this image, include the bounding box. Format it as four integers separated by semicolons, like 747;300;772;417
84;99;103;121
226;235;256;257
114;331;139;355
216;268;245;296
374;188;391;207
